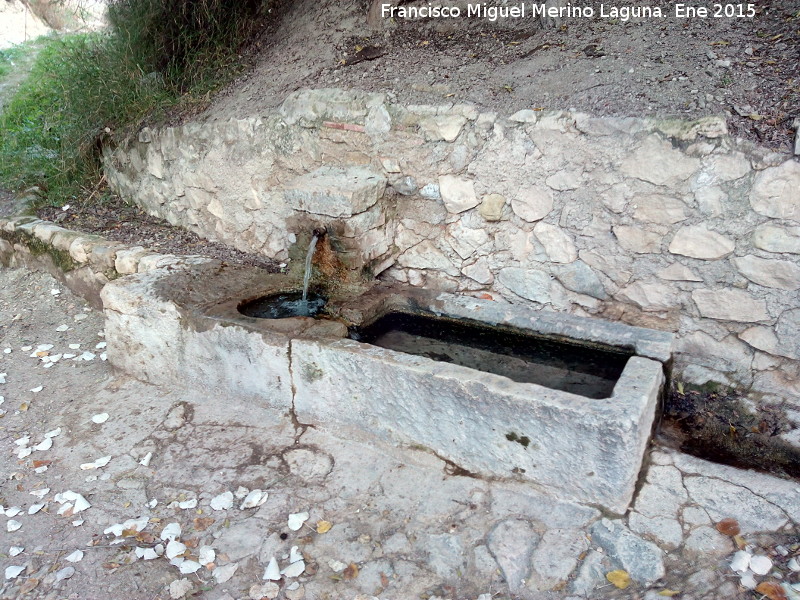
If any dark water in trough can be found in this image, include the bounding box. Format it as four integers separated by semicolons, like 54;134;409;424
350;312;633;399
238;292;327;319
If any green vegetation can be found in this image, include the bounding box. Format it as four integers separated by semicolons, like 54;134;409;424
0;0;273;207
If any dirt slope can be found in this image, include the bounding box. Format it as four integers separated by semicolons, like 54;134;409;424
206;0;800;152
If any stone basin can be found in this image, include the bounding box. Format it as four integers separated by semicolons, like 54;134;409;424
101;260;673;512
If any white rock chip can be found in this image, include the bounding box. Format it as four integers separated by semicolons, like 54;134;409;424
55;566;75;582
281;560;306;578
210;491;234;511
263;557;281;581
178;560;202;574
91;413;109;424
65;550;84;563
7;520;22;532
287;511;309;531
750;555;773;575
166;540;187;560
169;578;193;599
511;187;553;222
5;566;25;580
213;562;239;583
160;522;182;541
80;455;111;470
239;489;267;509
198;546;215;565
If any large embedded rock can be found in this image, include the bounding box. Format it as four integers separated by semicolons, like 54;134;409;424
750;161;800;222
692;289;770;322
733;255;800;290
439;175;479;213
669;225;735;259
775;308;800;359
621;135;699;186
284;166;386;218
498;267;567;305
633;195;688;225
511;187;554;222
479;193;506;221
613;226;662;254
533;222;577;263
752;224;800;254
551;261;607;299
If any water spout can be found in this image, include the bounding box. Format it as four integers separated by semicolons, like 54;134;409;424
301;227;326;305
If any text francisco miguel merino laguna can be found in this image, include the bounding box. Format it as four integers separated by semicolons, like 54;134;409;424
381;2;755;22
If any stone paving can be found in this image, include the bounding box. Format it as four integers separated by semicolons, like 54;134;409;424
1;267;799;600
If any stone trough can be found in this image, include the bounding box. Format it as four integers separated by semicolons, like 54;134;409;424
101;260;674;513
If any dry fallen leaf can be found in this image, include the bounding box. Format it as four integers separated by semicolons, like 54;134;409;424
316;520;332;534
606;570;631;590
716;518;741;536
755;581;788;600
193;517;214;531
342;563;359;581
19;577;40;594
733;535;747;549
658;590;682;597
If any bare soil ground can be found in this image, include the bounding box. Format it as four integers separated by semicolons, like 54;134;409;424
209;0;800;152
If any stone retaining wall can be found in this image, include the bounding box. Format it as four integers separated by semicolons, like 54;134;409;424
103;89;800;404
0;215;194;308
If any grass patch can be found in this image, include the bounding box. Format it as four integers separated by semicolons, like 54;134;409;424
0;0;275;207
0;33;178;206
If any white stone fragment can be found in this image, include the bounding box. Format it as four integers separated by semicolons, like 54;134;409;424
287;511;309;531
160;522;181;541
29;488;49;499
240;490;268;510
4;506;22;517
730;550;751;573
55;566;75;581
80;455;111;470
30;385;43;393
740;573;757;589
179;560;202;574
263;557;281;581
34;437;53;451
7;520;22;532
213;562;239;583
210;491;234;511
234;486;249;499
65;550;84;563
91;413;109;424
289;546;303;563
95;342;106;349
9;547;24;557
44;427;61;438
17;447;32;459
28;503;45;515
166;540;187;560
281;559;305;578
56;324;69;332
69;344;80;350
72;519;84;527
750;555;773;575
14;436;30;446
135;547;159;560
139;452;153;467
5;566;25;580
198;546;215;565
169;579;193;599
328;559;348;573
178;498;197;510
788;557;800;572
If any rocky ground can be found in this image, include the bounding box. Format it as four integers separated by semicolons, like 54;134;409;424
1;267;799;600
